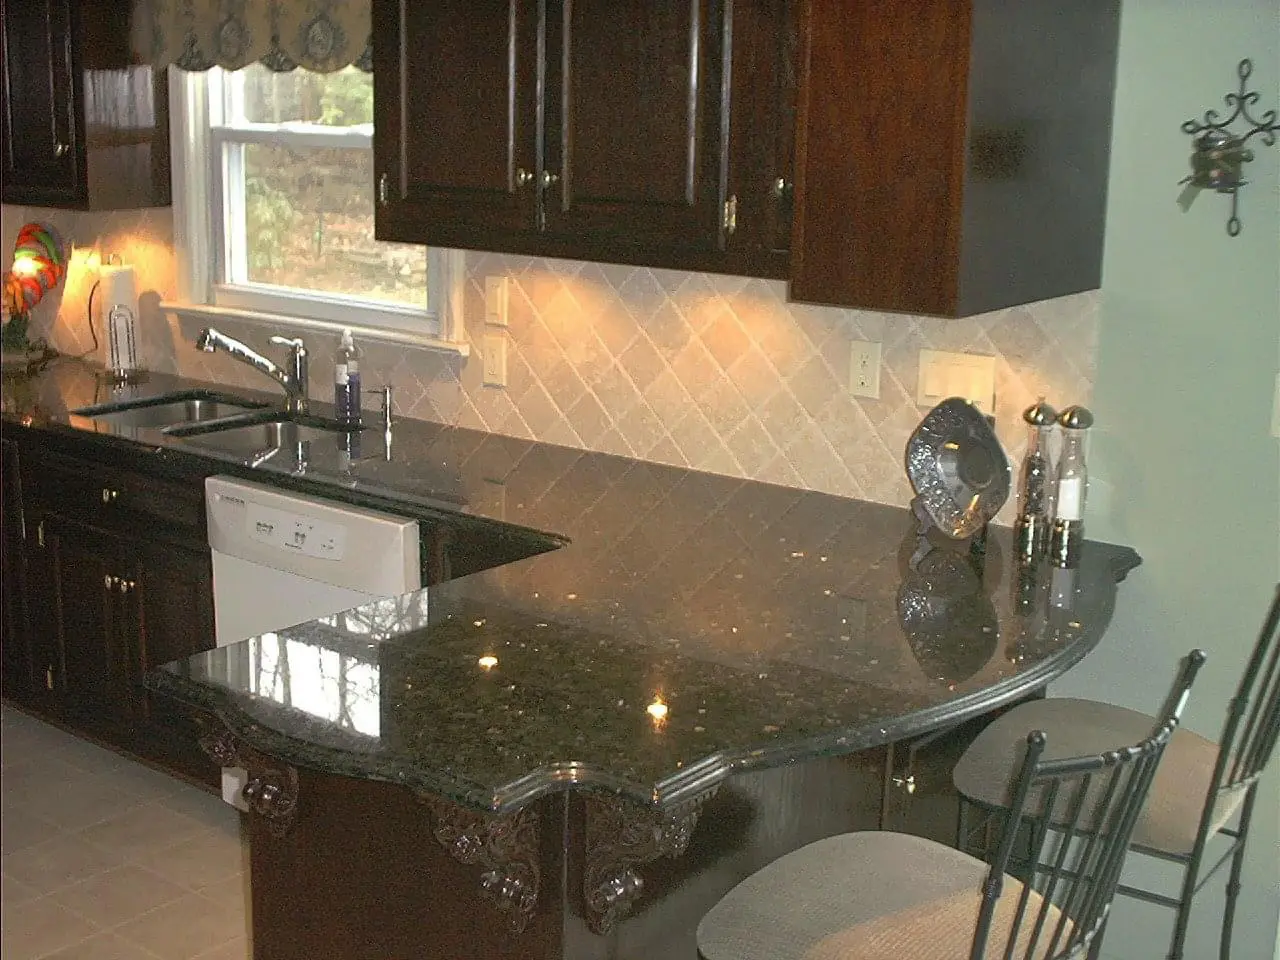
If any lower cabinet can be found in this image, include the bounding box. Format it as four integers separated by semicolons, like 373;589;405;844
7;432;219;790
1;437;28;700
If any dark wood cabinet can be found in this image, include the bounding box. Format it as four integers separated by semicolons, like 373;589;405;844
374;0;791;278
0;0;170;209
541;0;729;252
375;0;1118;317
790;0;1121;316
1;437;29;700
4;429;216;788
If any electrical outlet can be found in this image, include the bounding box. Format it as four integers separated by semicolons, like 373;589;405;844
917;349;996;412
484;276;509;327
849;340;882;399
482;334;507;387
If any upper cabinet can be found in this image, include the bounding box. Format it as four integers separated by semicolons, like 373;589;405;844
0;0;170;210
378;0;1120;317
373;0;793;280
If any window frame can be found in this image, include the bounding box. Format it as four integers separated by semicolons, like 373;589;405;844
167;67;467;352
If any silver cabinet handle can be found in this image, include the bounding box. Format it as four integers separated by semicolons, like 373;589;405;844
104;574;115;590
101;488;119;503
516;168;534;187
378;173;389;205
54;141;69;158
541;170;560;188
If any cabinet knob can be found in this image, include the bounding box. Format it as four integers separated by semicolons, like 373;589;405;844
515;168;534;187
101;488;118;503
772;177;793;198
104;574;116;590
378;173;389;206
541;170;560;188
120;579;134;594
54;141;69;158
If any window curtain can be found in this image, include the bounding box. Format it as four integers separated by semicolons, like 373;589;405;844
130;0;372;73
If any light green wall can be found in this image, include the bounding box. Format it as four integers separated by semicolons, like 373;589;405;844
1051;2;1280;958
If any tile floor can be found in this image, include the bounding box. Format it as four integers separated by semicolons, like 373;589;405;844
1;705;250;959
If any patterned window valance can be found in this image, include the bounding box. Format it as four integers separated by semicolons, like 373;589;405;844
131;0;372;73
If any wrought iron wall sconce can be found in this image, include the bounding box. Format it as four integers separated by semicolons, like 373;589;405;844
1178;59;1278;236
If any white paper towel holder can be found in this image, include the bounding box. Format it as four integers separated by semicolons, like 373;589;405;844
96;258;148;384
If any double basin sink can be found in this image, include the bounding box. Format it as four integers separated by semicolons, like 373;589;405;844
71;390;358;460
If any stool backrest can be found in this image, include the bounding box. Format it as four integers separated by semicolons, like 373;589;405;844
1212;583;1280;800
972;649;1206;960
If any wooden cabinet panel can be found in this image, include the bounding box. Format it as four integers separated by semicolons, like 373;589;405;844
543;0;728;251
0;0;170;209
373;0;539;244
137;539;216;717
1;438;31;700
45;515;140;719
0;0;81;206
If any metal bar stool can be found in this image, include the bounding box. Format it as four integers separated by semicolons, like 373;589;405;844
696;651;1205;960
954;584;1280;960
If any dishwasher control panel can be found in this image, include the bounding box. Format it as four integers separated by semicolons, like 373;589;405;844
248;502;347;561
206;475;421;595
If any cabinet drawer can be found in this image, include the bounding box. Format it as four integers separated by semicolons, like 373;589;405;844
22;448;204;539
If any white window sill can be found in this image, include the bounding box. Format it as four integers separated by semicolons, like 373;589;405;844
162;301;471;357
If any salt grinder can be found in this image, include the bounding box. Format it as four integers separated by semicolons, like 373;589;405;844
1013;399;1057;561
1049;405;1094;568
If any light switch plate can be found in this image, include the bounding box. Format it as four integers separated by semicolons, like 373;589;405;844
482;334;507;387
917;349;996;413
484;276;509;327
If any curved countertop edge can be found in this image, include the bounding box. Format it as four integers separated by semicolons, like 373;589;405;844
148;542;1139;817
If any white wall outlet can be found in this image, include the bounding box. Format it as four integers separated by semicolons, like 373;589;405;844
917;349;996;413
849;340;882;399
482;333;507;387
484;276;509;327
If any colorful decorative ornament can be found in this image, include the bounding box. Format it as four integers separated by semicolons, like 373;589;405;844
3;222;66;319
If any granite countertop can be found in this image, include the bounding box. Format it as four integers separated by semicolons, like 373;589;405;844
2;359;1141;813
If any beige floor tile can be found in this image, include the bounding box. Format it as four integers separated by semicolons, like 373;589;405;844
114;892;244;960
46;736;133;776
0;895;100;960
192;938;251;960
77;801;208;859
1;806;63;855
199;872;250;920
2;871;41;908
51;862;189;929
40;929;162;960
1;832;126;895
97;759;193;800
138;827;247;892
12;774;146;833
156;787;243;834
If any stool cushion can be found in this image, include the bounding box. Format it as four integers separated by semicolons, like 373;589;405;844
953;698;1246;856
696;832;1064;960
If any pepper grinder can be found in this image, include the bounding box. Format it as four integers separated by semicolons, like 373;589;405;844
1049;405;1094;567
1013;399;1057;561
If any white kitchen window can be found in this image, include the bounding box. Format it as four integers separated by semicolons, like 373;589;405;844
169;65;465;349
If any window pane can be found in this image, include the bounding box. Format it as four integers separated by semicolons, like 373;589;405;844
236;64;372;126
240;143;426;308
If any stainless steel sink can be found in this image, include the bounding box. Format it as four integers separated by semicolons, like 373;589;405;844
73;391;268;430
171;413;358;463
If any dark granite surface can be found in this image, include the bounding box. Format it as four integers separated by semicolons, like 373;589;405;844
3;359;1141;813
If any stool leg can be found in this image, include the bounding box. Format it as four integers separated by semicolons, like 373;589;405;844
1166;856;1199;960
1219;789;1258;960
956;797;969;852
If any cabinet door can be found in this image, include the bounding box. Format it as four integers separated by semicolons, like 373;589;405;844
1;438;31;700
373;0;540;246
136;539;215;718
43;515;136;718
543;0;729;251
0;0;83;205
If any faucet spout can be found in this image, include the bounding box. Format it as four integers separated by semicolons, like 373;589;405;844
194;327;309;414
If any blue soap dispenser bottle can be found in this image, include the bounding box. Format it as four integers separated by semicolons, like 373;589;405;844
335;328;362;425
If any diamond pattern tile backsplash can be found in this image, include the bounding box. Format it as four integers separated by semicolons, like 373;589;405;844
4;205;1097;514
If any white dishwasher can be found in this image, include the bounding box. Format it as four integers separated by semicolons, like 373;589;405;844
205;475;422;806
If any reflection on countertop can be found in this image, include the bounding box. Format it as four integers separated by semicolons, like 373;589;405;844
3;359;1141;813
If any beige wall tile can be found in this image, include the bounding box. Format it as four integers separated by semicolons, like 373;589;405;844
3;203;1098;514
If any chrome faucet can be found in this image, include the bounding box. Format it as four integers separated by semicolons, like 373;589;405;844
195;328;310;414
